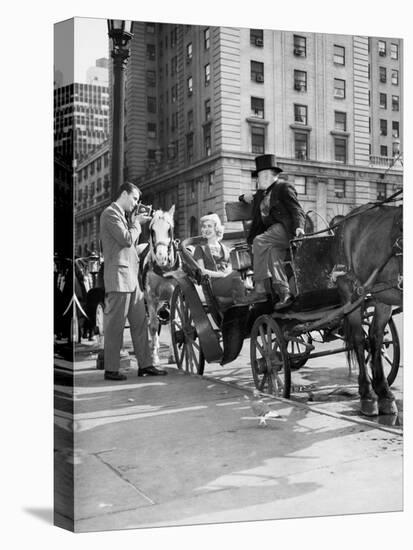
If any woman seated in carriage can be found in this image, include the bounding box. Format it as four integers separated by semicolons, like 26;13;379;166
193;213;246;304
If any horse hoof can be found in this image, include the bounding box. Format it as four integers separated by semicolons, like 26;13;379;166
378;398;398;416
360;399;379;416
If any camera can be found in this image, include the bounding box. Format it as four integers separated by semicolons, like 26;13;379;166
133;203;153;216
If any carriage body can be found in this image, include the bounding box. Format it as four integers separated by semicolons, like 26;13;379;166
170;201;401;399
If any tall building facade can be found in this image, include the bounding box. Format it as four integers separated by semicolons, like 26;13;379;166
86;57;109;86
123;24;403;238
74;142;111;256
54;82;110;162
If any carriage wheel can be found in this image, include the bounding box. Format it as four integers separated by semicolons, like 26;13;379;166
170;285;205;375
287;334;313;370
362;313;400;386
95;302;105;336
250;315;291;398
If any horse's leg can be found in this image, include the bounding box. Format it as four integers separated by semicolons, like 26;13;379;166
346;308;379;416
337;277;378;416
370;303;398;415
147;297;161;366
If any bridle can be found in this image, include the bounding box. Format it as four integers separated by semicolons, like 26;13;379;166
148;212;180;274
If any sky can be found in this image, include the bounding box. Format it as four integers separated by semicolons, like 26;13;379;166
54;16;109;85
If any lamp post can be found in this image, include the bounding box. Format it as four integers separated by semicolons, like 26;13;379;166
107;19;134;199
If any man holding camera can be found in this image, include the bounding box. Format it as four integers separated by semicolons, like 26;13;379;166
100;182;167;380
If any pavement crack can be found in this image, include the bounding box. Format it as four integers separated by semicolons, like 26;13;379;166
93;452;156;506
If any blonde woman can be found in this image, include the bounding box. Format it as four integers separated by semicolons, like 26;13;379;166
193;213;245;301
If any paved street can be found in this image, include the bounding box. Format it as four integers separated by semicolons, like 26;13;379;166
54;313;403;532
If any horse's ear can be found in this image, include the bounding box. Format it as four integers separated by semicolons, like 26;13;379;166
168;204;175;218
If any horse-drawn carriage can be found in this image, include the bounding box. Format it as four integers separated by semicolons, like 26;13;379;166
166;195;402;417
54;252;105;343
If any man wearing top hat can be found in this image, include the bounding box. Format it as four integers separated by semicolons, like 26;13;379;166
237;154;306;309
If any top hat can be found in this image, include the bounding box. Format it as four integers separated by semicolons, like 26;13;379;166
255;154;283;174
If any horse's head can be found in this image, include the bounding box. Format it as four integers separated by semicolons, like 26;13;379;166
149;205;176;267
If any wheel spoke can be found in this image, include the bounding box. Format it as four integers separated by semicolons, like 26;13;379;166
255;340;265;356
258;325;267;348
381;351;393;367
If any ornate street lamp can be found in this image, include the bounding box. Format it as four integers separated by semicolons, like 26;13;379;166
107;19;134;199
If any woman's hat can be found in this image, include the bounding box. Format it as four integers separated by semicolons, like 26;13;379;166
255;154;283;174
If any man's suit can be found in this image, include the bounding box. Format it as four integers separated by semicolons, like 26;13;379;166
245;181;305;288
100;203;152;372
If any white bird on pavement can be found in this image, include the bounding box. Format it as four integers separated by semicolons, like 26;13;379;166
245;390;284;427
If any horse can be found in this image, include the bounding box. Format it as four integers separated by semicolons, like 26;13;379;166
333;202;402;416
140;205;179;365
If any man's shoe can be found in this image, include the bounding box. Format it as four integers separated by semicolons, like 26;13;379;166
274;293;294;310
104;371;127;381
138;366;168;376
233;289;268;305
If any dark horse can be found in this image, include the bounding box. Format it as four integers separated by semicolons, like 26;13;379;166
334;202;402;416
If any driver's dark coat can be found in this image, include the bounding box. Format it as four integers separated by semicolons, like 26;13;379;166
246;181;306;245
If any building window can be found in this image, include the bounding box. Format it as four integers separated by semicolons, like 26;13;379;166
250;29;263;47
334;111;347;131
186;132;194;163
334;138;347;163
334;78;345;99
294;104;307;124
104;151;109;168
293;35;306;56
171;112;178;132
377;182;386;200
390;43;399;59
333;45;345;65
147;122;157;139
334;179;346;198
187;77;193;96
90;161;95;175
379;93;387;109
251;97;264;118
205;99;211;121
204;124;211;156
380;145;388;157
147;149;156;161
207;172;214;193
188;109;193;131
146;23;155;34
251;61;264;83
171;84;178;103
392;121;399;138
392;95;400;111
170;27;178;48
251;126;265;154
186;42;192;62
204;63;210;86
379;66;387;83
295;132;308;160
96;157;102;171
380;119;387;136
171;56;177;76
294;70;307;91
146;44;156;60
146;70;156;87
391;69;399;85
378;40;387;56
147;96;156;113
204;27;210;49
294;176;307;194
392;141;400;157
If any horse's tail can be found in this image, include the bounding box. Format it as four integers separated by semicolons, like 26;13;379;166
341;302;366;371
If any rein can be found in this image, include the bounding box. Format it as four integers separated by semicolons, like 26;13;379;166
296;189;403;239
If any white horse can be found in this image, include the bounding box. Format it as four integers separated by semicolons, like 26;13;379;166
141;205;179;365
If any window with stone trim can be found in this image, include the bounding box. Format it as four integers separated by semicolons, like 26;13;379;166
380;119;387;136
392;95;400;111
294;70;307;92
250;29;264;47
295;132;308;160
390;43;399;59
251;61;264;83
334;78;345;99
251;126;265;154
293;35;306;56
334;111;347;131
334;138;347;163
294;104;307;124
251;97;264;118
391;69;399;85
379;93;387;109
334;179;346;198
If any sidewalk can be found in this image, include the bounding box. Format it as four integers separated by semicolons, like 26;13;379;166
54;351;403;533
